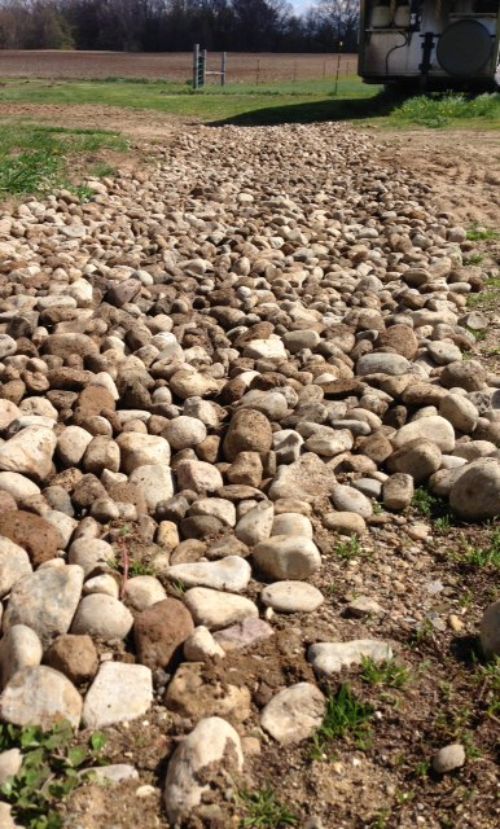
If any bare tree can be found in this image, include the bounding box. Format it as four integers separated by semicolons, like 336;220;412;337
312;0;359;49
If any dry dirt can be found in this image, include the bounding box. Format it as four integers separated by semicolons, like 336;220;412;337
0;50;358;84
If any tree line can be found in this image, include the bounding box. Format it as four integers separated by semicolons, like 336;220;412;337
0;0;360;53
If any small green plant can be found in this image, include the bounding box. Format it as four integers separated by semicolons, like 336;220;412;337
412;487;436;517
238;788;298;828
463;253;484;266
128;560;155;577
460;531;500;569
466;226;499;242
0;721;107;829
335;536;366;561
434;515;453;536
360;657;411;690
415;759;430;779
311;685;374;759
474;656;500;718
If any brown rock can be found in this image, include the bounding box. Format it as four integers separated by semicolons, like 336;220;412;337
48;368;93;390
359;432;393;464
134;598;194;670
76;385;116;416
45;634;98;685
42;334;98;359
0;510;61;565
378;325;418;360
0;491;17;513
223;408;272;461
227;451;263;487
71;474;108;510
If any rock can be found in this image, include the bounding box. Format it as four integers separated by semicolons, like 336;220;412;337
165;661;251;721
323;512;366;536
441;360;486;392
45;634;98;685
308;640;393;676
243;337;286;360
439;395;478;433
235;501;274;546
0;802;18;829
164;717;243;826
0;625;43;688
213;617;274;652
428;341;462;365
169;370;219;400
378;324;418;359
450;459;500;520
387;439;442;483
347;597;383;617
0;748;22;786
185;587;258;630
0;666;82;729
68;538;115;576
383;473;414;510
4;565;83;646
0;536;32;598
0;426;56;482
164;416;207;450
71;594;133;641
356;352;410;376
261;581;324;613
84;764;139;785
269;453;337;501
253;536;321;580
393;415;455;453
125;575;166;611
134;598;194;669
0;471;40;502
57;425;93;466
432;743;465;774
184;626;225;661
227;452;263;487
273;429;303;464
480;599;500;658
223;409;272;461
176;460;223;493
305;428;353;457
83;662;153;728
116;433;170;474
271;513;313;538
168;556;251;593
0;511;61;566
331;485;373;518
261;683;325;744
189;497;236;527
0;400;20;432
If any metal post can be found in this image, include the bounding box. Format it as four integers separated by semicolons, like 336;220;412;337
202;49;207;87
221;51;227;87
256;59;260;85
193;43;200;90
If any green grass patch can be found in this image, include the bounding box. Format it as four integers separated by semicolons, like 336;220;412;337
390;92;500;129
311;684;374;759
467;275;500;309
334;535;367;561
238;788;298;828
360;657;411;689
0;721;107;829
459;529;500;570
0;123;127;198
466;226;500;242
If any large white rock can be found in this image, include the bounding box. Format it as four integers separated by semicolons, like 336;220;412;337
252;536;321;580
185;587;258;630
450;459;500;521
0;400;20;432
308;640;393;676
164;717;243;825
4;565;84;646
0;426;56;481
116;433;170;474
57;425;93;467
243;338;286;360
68;538;115;577
0;666;82;729
163;416;207;450
0;537;32;599
129;464;174;512
176;460;223;493
0;472;40;502
71;594;133;641
261;581;324;613
168;557;251;593
393;416;455;453
0;625;43;689
261;682;325;744
124;575;166;611
235;501;274;546
83;662;153;728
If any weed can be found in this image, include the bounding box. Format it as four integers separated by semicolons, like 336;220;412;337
335;536;366;561
412;487;436;518
238;788;298;828
311;685;374;759
0;721;107;829
128;560;155;577
466;227;499;242
369;809;392;829
459;530;500;569
392;92;500;129
415;759;430;779
434;515;453;536
474;657;500;718
170;578;187;596
360;657;411;689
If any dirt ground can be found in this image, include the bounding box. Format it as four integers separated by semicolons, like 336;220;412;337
0;50;357;83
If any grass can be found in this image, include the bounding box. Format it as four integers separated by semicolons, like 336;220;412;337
310;684;374;759
1;76;498;130
459;529;500;570
466;226;500;242
334;535;367;561
0;721;107;829
468;276;500;310
360;657;411;690
0;123;126;198
238;788;298;828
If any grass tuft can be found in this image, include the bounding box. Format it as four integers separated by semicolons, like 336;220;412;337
360;657;411;689
238;788;298;828
392;92;500;128
311;684;374;759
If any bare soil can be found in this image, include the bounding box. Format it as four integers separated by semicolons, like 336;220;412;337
0;50;358;83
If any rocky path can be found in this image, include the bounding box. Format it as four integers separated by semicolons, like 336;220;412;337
0;122;498;829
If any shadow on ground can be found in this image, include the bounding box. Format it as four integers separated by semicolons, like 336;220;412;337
211;89;403;127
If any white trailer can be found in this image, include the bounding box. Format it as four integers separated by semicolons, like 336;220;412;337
358;1;500;89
